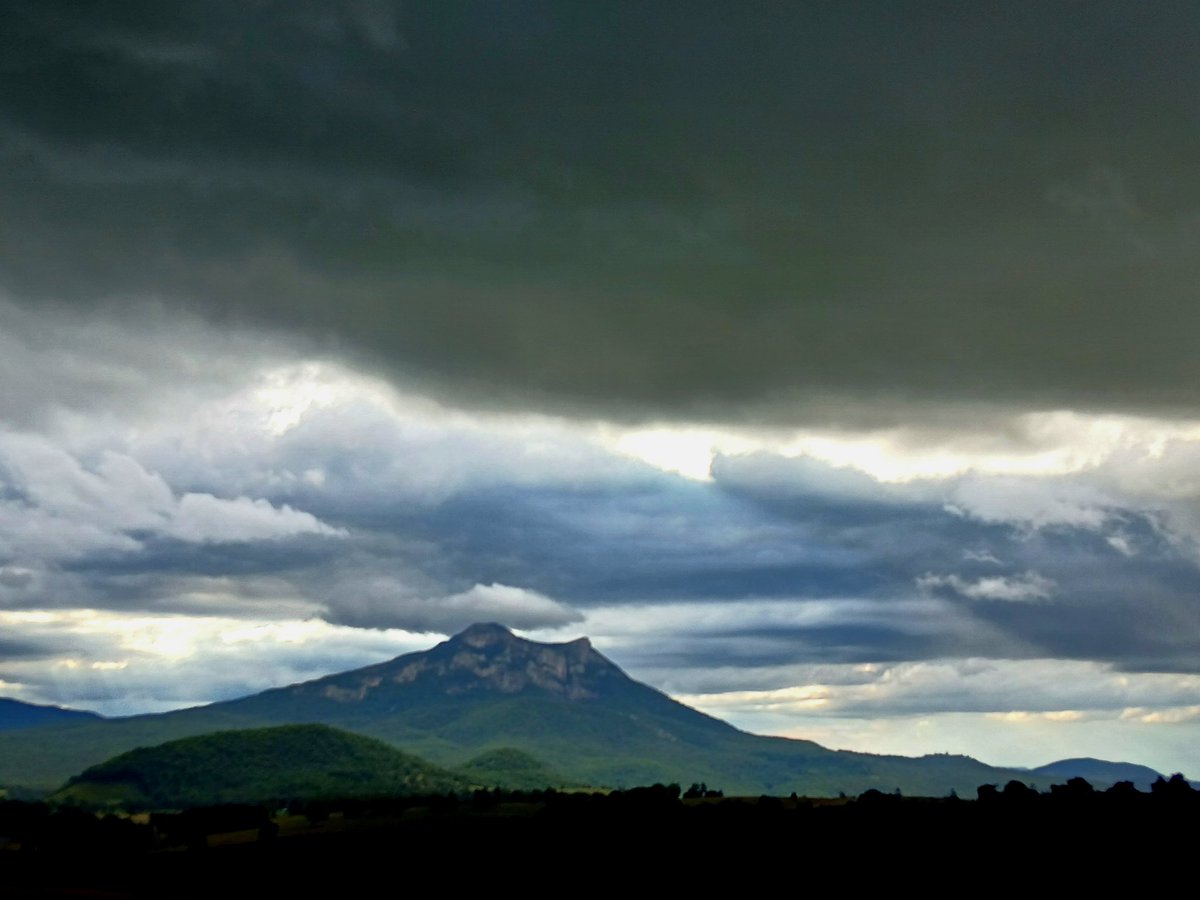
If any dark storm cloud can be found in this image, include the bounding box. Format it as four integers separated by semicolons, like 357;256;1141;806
708;453;1200;670
3;2;1199;424
315;478;901;605
202;449;1200;671
0;298;292;429
0;637;71;661
623;622;1021;673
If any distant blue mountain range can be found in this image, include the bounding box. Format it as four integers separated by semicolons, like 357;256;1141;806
0;697;101;731
1027;757;1172;791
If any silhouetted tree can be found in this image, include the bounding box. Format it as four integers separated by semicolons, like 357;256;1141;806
1002;780;1037;804
1151;773;1196;800
1049;777;1095;801
1105;780;1139;799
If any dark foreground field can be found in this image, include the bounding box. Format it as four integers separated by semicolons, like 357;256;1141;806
1;779;1195;896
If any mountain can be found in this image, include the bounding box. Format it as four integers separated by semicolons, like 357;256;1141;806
0;697;101;731
1028;757;1168;791
54;724;469;809
0;623;1049;795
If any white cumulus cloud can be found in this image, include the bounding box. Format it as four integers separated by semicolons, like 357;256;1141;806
324;580;584;634
0;430;341;561
917;570;1056;602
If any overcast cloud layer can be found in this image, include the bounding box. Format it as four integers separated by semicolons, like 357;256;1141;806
1;4;1199;777
4;2;1200;423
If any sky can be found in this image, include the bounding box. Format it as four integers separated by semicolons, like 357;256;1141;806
1;2;1199;777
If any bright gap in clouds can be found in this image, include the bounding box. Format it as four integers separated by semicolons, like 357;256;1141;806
612;412;1200;484
149;358;1200;501
762;711;1200;779
645;651;1200;776
0;608;435;717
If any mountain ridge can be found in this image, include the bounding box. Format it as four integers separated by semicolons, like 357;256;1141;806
1027;757;1169;791
0;624;1182;795
0;697;102;731
223;621;745;736
262;621;645;706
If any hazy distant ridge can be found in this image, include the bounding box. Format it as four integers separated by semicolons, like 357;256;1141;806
0;698;101;731
1028;757;1169;791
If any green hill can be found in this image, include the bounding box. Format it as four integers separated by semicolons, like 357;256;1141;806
54;724;468;809
2;624;1048;797
457;747;578;791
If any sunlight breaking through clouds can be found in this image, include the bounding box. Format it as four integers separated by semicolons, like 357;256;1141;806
614;411;1200;491
0;608;436;716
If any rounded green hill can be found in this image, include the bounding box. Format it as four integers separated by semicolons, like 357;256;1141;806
55;724;468;809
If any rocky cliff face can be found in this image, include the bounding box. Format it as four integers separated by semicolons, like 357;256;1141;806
297;623;625;705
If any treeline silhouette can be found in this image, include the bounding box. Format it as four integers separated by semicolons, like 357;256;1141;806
4;775;1197;851
1;776;1195;894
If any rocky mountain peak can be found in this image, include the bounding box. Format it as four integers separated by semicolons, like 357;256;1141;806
451;622;520;647
428;624;606;699
302;624;620;705
449;622;593;654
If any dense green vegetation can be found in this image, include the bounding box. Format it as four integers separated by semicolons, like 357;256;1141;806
456;747;578;790
54;725;469;809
